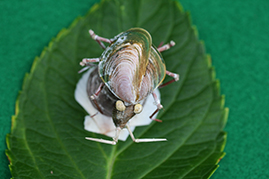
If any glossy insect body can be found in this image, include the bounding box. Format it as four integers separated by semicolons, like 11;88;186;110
80;28;179;145
87;66;142;129
99;28;166;104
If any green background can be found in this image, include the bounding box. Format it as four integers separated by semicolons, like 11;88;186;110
0;0;268;178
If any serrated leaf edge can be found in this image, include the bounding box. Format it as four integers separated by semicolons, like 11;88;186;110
5;2;102;178
5;0;228;178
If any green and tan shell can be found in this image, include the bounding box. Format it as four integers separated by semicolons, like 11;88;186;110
98;28;166;104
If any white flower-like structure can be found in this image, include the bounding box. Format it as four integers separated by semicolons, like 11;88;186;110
75;67;161;141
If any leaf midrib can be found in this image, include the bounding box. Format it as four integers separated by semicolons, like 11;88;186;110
106;145;117;179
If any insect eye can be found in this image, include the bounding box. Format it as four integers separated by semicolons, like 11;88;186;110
134;104;143;114
116;100;126;111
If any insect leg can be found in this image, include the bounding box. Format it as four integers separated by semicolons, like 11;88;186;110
80;58;100;66
85;127;121;145
157;40;176;52
126;125;167;143
149;92;163;122
113;127;121;142
90;112;99;118
89;29;112;49
78;66;90;73
91;83;104;97
157;42;164;48
90;83;104;114
159;70;180;88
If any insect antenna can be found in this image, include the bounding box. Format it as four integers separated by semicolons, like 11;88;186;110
85;127;121;145
126;125;167;143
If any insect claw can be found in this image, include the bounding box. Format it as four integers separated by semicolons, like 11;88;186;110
149;92;164;122
89;29;95;39
166;70;180;81
159;71;180;88
82;58;88;64
157;104;163;109
175;74;179;81
170;40;176;47
90;95;96;100
80;61;85;66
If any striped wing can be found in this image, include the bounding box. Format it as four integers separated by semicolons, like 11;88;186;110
99;28;165;104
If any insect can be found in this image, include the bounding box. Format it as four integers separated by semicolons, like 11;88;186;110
79;28;179;145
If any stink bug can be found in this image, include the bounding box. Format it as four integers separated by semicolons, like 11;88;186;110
79;28;179;145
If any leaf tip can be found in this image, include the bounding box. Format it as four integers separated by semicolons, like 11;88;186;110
89;2;100;13
173;0;184;13
206;54;212;67
223;108;229;126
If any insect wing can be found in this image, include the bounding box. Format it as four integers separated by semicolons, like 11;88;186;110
138;46;166;101
149;46;166;89
98;28;152;103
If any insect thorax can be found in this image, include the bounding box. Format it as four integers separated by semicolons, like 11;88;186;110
87;66;119;117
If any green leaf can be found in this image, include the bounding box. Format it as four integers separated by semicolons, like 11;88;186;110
6;0;228;178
